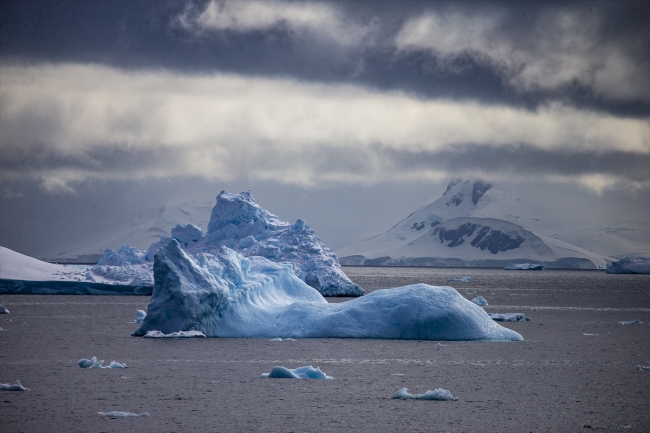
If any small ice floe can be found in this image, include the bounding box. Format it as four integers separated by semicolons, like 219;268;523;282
143;330;206;338
488;313;530;322
448;277;471;282
260;366;333;379
583;333;599;336
0;327;7;331
471;296;488;306
503;263;546;271
468;363;485;366
0;380;29;391
98;411;150;418
135;310;146;323
78;357;127;369
618;320;642;325
390;373;404;376
436;343;449;346
391;387;457;401
270;338;296;341
0;305;9;314
636;365;650;371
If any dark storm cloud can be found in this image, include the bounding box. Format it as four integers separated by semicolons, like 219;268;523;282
379;144;650;185
1;0;648;116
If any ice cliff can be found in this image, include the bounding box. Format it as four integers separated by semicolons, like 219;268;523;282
133;240;522;341
606;257;650;274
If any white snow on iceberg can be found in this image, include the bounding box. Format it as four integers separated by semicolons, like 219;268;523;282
0;247;152;295
260;366;332;379
503;263;546;270
133;240;523;341
606;257;650;274
0;380;29;391
391;387;457;401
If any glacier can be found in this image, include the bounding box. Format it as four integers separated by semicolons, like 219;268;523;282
133;240;522;341
503;263;546;271
606;257;650;274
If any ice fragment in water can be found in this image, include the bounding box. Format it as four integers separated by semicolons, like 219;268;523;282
260;366;333;379
503;263;546;270
448;277;471;282
0;305;9;314
98;411;150;418
0;380;29;391
391;387;457;401
78;357;127;368
636;365;650;371
135;309;146;323
618;320;642;325
488;313;530;322
143;330;206;338
471;296;488;306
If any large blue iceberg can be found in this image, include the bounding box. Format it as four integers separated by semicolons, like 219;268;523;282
133;240;523;341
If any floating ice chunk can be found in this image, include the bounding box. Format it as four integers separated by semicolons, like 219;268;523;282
260;366;332;379
143;330;206;338
471;296;488;306
78;357;98;368
133;241;523;341
78;357;127;368
606;257;650;274
618;320;642;325
391;387;457;401
448;277;471;282
0;380;29;391
503;263;546;270
0;305;9;314
98;411;150;418
583;333;599;336
0;327;7;331
488;313;530;322
135;310;146;323
269;338;296;341
636;365;650;371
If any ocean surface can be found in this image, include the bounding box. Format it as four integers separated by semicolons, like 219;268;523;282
1;267;649;432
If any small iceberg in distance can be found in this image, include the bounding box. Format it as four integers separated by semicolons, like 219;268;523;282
98;411;150;418
488;313;531;322
448;277;471;282
0;305;9;314
391;387;457;401
0;380;29;391
78;357;127;368
471;296;488;306
132;240;523;341
504;263;546;270
260;366;332;379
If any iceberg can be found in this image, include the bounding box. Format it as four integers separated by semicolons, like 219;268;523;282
606;257;650;274
391;387;457;401
98;411;150;418
618;320;642;325
143;330;206;338
636;365;650;371
503;263;546;270
135;309;146;323
448;277;471;282
260;366;332;379
78;357;127;368
133;240;523;341
488;313;530;322
0;380;29;391
0;305;9;314
471;296;488;306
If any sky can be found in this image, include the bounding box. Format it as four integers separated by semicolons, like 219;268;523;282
0;0;648;257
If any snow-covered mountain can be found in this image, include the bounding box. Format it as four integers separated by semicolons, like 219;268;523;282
41;199;214;263
336;179;616;269
552;219;649;259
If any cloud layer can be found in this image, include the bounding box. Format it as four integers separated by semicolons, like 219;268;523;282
1;63;647;193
